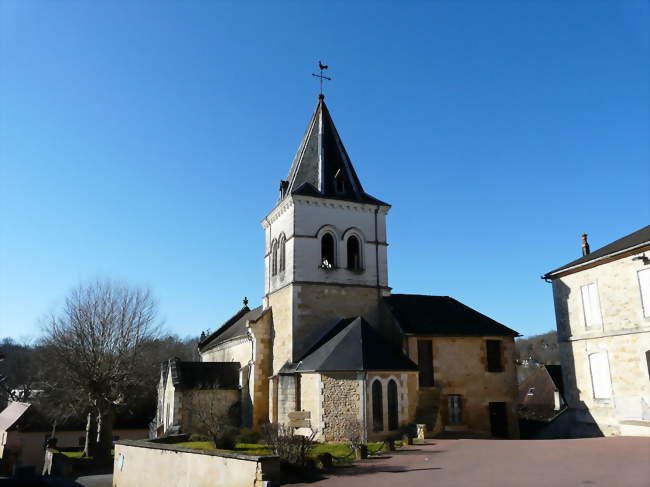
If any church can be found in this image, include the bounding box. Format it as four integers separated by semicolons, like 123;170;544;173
156;94;520;441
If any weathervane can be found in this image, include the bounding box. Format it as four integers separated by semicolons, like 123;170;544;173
312;61;331;97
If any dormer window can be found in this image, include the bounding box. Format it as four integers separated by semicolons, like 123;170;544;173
320;233;335;269
334;169;345;194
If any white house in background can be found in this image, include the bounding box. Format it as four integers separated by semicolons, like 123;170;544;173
543;225;650;436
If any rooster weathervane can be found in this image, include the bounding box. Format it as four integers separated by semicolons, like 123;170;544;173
312;61;331;97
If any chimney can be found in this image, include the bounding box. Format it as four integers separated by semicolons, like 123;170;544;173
581;234;590;256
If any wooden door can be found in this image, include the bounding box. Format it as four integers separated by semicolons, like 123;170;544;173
489;402;508;438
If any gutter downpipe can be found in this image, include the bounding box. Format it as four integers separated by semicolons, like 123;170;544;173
264;216;272;304
374;206;381;302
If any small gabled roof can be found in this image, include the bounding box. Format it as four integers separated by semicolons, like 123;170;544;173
543;225;650;278
383;294;519;337
0;401;30;431
282;96;388;206
518;365;565;421
295;317;418;372
166;358;240;390
198;305;265;352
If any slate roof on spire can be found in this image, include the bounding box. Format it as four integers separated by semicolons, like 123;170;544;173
283;97;388;206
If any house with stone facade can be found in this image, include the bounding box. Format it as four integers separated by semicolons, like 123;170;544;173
156;94;521;441
542;226;650;436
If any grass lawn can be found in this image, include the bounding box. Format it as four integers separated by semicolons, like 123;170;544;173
174;440;402;464
174;442;272;455
53;449;115;459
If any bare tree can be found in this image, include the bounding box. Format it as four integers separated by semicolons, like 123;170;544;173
192;396;239;449
41;280;160;462
261;423;318;467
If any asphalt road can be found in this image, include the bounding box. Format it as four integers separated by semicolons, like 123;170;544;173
75;475;112;487
67;437;650;487
293;437;650;487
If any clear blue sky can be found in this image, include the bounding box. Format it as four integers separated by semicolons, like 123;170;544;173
1;1;648;341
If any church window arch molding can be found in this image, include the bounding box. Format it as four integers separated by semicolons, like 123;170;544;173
316;225;338;269
342;228;365;272
369;375;404;433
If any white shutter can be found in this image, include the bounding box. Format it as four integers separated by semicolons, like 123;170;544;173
589;352;612;399
588;284;603;326
638;269;650;318
581;285;593;327
581;283;602;329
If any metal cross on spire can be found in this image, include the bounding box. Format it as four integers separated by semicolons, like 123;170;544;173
312;60;331;98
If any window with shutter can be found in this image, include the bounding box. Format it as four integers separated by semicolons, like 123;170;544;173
486;340;503;372
581;283;603;329
638;269;650;318
589;351;612;399
417;340;434;386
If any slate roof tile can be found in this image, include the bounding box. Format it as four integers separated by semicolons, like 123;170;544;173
295;317;418;372
543;225;650;278
283;97;388;206
383;294;519;337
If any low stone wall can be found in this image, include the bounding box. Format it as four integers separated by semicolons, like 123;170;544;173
113;439;280;487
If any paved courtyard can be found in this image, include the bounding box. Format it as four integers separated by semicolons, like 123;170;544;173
291;437;650;487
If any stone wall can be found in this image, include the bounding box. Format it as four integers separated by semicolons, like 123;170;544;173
113;440;280;487
298;373;321;433
181;389;241;435
266;285;293;374
277;374;297;425
293;283;381;362
321;372;363;442
406;336;519;438
551;253;650;436
249;311;273;428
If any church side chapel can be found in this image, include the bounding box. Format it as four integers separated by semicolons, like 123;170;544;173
155;91;521;442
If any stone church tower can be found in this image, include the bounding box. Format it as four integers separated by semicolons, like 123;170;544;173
158;93;521;442
262;94;391;375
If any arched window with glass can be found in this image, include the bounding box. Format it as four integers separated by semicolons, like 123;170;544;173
279;235;286;273
271;240;278;276
372;380;383;432
387;379;399;430
320;233;335;269
346;235;361;271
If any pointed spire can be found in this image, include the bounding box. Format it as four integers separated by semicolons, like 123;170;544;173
281;97;388;206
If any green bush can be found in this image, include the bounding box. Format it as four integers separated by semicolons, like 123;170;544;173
214;427;238;450
237;428;261;444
